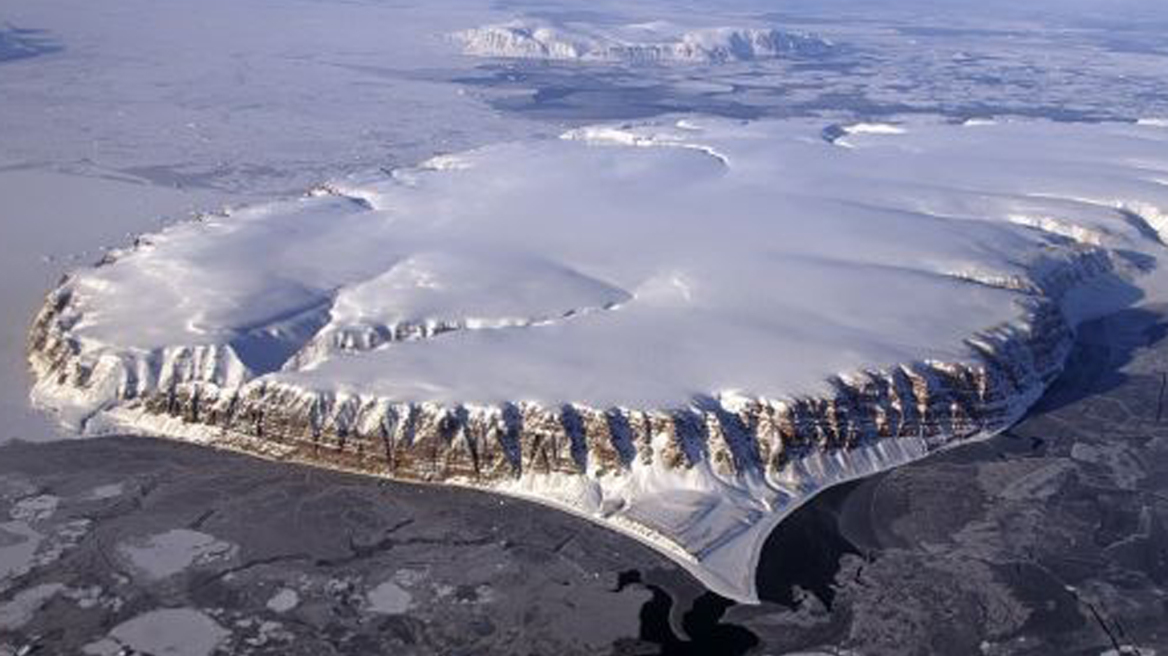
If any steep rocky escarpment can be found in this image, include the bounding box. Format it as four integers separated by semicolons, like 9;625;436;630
26;240;1104;485
25;118;1168;601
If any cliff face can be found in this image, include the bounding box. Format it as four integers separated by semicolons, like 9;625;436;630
31;291;1070;483
25;118;1168;602
26;230;1113;487
23;243;1111;600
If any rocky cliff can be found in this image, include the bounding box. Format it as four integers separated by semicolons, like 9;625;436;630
26;118;1168;601
452;21;833;64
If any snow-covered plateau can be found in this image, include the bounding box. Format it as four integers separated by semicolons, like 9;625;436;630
452;20;833;63
27;117;1168;602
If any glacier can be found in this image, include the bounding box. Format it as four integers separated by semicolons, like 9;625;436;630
27;117;1168;602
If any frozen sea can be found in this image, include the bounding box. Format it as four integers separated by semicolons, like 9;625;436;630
2;0;1168;653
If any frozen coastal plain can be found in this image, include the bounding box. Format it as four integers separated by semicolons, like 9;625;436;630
27;117;1168;603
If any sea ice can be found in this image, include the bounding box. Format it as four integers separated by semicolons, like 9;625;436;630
366;580;413;615
117;529;237;580
82;608;230;656
265;588;300;614
0;583;65;631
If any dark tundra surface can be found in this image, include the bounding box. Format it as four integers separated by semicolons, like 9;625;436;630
2;306;1168;655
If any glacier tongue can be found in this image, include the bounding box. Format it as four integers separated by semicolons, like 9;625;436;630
27;117;1168;602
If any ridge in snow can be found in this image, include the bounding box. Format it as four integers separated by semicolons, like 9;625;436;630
27;118;1168;602
451;20;833;64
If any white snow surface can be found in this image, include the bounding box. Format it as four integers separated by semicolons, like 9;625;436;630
453;20;832;63
42;119;1168;409
31;117;1168;601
